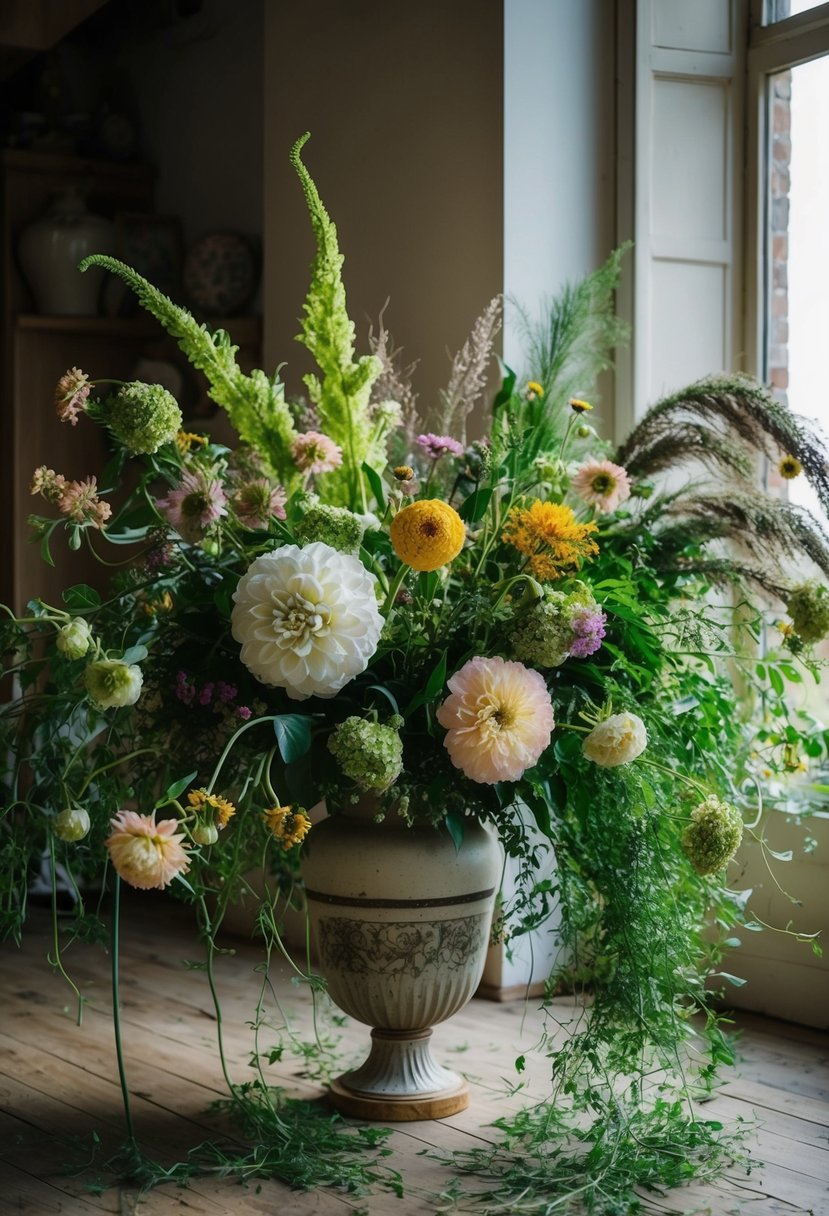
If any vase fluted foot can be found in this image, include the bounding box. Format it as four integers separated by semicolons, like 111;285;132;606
329;1028;468;1120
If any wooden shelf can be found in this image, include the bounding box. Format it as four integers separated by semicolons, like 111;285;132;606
15;313;263;344
0;148;155;183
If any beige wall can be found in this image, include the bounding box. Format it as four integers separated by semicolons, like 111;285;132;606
263;0;504;424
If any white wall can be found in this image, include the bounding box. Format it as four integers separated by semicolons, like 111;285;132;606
503;0;616;421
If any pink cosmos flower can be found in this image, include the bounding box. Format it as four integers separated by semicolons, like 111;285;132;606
417;433;464;460
436;656;554;784
156;470;227;543
291;431;343;475
58;478;112;528
105;810;191;890
571;460;631;514
232;479;287;529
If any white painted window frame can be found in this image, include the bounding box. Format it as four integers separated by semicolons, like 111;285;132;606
744;0;829;379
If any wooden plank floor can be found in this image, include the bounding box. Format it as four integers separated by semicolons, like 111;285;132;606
1;893;827;1215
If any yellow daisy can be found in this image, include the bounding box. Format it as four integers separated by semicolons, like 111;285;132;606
187;788;236;829
779;455;802;480
263;805;312;850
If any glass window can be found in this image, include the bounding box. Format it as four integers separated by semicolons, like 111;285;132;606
764;58;829;519
764;0;829;24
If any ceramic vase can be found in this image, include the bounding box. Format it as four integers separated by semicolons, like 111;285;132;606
17;186;115;315
300;802;501;1120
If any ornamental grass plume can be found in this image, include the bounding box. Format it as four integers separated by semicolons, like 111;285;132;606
501;500;598;581
437;656;554;783
681;796;743;875
390;499;465;571
105;810;191;890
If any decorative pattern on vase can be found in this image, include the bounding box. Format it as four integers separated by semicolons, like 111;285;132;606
318;914;485;977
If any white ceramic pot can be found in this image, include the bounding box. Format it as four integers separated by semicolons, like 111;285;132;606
301;803;501;1120
17;187;115;315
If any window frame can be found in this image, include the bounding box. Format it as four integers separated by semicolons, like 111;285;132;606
744;0;829;379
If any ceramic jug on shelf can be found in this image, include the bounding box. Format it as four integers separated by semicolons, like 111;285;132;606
17;186;115;315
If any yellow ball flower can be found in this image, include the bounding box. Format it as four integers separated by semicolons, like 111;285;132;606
779;455;802;480
390;499;465;572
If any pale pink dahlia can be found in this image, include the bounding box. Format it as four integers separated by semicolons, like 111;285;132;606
156;470;227;543
436;656;554;784
291;431;343;476
105;810;190;890
572;460;631;514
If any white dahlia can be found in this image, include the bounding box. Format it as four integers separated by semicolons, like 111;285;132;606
231;542;382;700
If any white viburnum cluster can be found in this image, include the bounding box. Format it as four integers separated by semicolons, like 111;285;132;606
231;542;382;700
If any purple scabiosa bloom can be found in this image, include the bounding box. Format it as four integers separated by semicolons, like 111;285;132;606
156;469;227;544
416;433;464;460
232;479;287;530
568;607;607;659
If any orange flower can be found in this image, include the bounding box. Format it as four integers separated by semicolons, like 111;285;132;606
502;500;598;580
105;811;190;890
187;788;236;829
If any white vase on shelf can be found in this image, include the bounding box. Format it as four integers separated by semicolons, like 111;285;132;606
17;186;115;315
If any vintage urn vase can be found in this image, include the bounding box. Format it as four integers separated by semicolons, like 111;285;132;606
300;803;501;1120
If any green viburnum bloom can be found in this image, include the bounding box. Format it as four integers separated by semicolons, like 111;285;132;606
786;581;829;644
56;617;92;659
510;584;595;668
54;807;91;842
84;659;143;709
294;503;366;553
681;795;743;876
328;715;404;791
106;382;183;454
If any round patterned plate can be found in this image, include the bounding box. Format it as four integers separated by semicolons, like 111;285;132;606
183;231;258;316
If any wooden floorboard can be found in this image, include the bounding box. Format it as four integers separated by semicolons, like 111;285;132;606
1;895;827;1215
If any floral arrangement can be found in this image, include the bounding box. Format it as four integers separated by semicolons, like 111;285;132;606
3;133;828;1210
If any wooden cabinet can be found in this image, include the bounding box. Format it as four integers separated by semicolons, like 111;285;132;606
1;150;261;612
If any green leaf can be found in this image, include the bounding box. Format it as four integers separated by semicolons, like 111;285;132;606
273;715;313;764
714;972;748;987
458;487;493;523
445;812;464;853
515;1055;526;1074
492;367;517;412
158;770;199;805
62;584;101;612
768;665;785;696
366;684;400;715
405;652;448;715
121;645;148;665
766;847;793;862
361;462;386;511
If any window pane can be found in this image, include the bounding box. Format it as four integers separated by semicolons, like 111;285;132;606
765;0;828;23
766;59;829;519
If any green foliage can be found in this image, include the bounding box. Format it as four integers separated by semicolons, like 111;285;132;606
79;254;299;485
290;133;383;507
509;243;630;458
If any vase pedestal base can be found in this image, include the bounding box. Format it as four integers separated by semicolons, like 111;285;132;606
327;1027;469;1121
